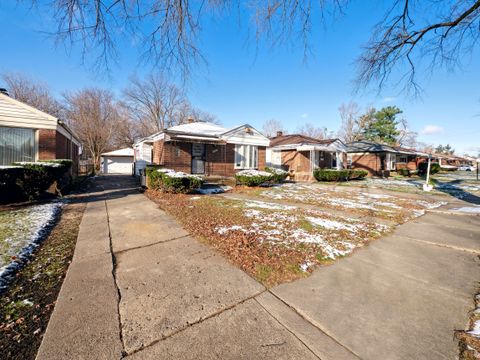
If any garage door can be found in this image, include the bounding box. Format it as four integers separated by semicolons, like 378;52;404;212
103;156;133;174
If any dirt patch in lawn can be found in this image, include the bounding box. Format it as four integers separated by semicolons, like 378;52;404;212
0;202;85;360
145;190;391;287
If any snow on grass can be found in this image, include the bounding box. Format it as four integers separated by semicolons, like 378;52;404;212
450;205;480;213
0;202;62;291
258;183;447;221
215;197;389;260
244;199;297;210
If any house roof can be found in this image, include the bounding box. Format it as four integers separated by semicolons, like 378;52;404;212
346;140;402;153
101;148;134;157
138;121;270;147
269;134;337;147
0;92;81;146
166;122;227;137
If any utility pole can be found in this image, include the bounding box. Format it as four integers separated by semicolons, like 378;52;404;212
423;154;433;192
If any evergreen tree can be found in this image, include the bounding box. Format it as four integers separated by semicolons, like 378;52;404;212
359;106;402;145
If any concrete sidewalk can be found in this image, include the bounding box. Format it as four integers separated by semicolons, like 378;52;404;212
36;176;479;359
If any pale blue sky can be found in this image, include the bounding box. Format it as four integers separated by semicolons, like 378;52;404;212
1;2;479;154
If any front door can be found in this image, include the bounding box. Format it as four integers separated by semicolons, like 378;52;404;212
191;143;206;174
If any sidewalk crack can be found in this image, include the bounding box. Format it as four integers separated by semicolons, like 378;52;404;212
266;290;362;359
253;297;321;359
114;235;190;256
125;289;267;357
105;200;127;358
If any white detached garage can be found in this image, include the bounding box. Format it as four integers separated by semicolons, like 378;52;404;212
101;148;134;174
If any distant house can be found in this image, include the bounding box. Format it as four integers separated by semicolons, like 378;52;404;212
267;132;347;181
346;140;428;176
101;148;134;174
0;89;81;172
135;121;270;177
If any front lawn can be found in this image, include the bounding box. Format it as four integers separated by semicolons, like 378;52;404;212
253;183;446;223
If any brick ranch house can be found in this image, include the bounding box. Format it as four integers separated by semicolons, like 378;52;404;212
346;140;428;176
0;90;81;172
134;122;270;177
266;132;347;181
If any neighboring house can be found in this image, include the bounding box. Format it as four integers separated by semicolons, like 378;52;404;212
267;132;347;181
101;148;134;174
346;140;428;176
136;121;270;177
0;89;81;172
133;135;154;176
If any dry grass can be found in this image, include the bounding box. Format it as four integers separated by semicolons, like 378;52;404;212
145;190;389;287
0;202;85;360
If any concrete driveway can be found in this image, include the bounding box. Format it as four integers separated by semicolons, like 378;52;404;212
36;175;479;359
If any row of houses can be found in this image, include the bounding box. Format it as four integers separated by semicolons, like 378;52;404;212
127;121;476;181
0;89;475;179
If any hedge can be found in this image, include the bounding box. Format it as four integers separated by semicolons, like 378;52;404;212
265;166;289;183
313;169;368;182
397;168;410;177
235;170;274;187
146;167;203;193
0;161;72;203
418;162;440;175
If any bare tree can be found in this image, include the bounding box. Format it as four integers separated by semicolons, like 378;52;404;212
111;102;141;148
123;73;188;135
296;123;333;140
337;101;361;143
357;1;480;94
396;118;418;148
64;88;118;172
1;72;63;118
22;1;480;92
262;119;285;137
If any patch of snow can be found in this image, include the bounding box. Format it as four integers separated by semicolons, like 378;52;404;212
236;169;272;177
243;200;296;210
300;261;313;272
467;320;480;337
14;161;62;167
22;299;33;306
451;205;480;213
306;217;358;233
216;225;247;235
0;165;22;169
267;168;288;175
361;193;393;199
190;196;201;200
0;202;63;293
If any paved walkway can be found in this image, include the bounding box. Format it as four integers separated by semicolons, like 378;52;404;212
37;176;480;359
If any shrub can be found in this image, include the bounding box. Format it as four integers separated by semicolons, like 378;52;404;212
397;168;410;177
313;169;368;182
0;166;25;203
235;170;274;186
265;166;289;183
147;167;203;193
0;161;72;203
418;162;440;175
349;169;368;180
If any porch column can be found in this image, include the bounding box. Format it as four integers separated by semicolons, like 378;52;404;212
336;152;342;170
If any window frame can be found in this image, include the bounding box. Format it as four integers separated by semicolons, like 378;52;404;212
0;126;36;165
234;144;258;169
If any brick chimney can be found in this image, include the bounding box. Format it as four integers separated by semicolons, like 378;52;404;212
276;131;283;137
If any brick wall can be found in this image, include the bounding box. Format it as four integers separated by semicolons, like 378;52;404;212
163;142;191;173
152;139;164;164
351;153;385;176
258;147;266;170
38;129;56;160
